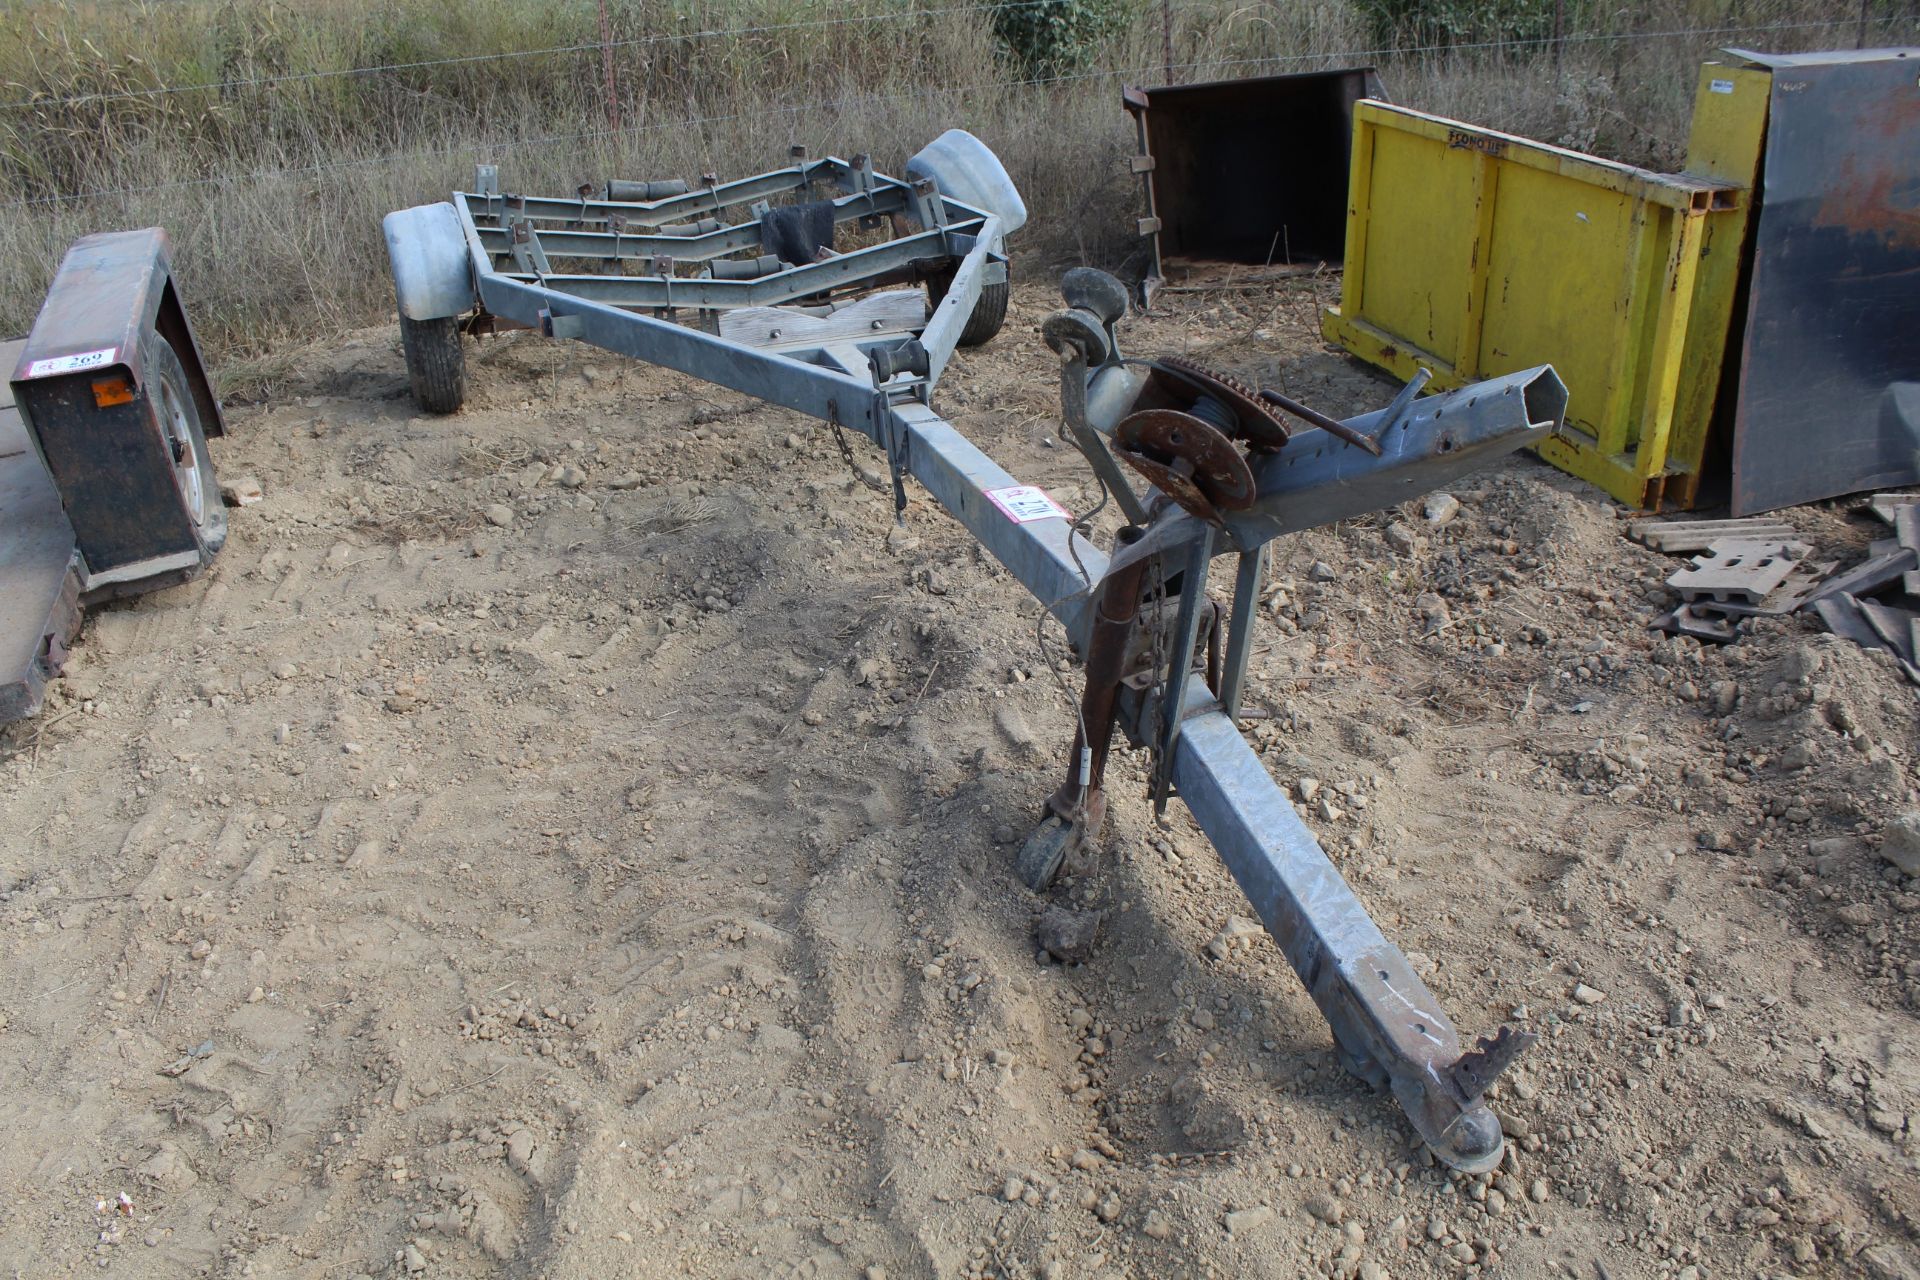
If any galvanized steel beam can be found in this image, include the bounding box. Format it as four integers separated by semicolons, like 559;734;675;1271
477;275;884;436
1168;700;1505;1171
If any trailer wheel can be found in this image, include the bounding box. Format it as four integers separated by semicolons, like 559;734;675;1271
145;333;227;556
400;314;467;414
927;267;1011;348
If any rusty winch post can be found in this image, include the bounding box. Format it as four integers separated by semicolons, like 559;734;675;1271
1015;269;1560;1173
1016;286;1152;890
1018;524;1150;887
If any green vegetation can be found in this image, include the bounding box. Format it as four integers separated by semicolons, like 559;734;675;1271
0;0;1909;370
991;0;1139;75
1352;0;1567;51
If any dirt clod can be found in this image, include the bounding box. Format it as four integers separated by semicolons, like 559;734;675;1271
1035;904;1101;962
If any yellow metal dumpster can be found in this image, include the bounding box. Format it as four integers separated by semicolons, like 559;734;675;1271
1321;64;1771;509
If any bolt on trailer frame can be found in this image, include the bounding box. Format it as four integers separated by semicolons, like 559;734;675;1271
383;132;1568;1172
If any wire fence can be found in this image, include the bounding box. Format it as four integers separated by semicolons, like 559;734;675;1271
0;0;1067;112
1;1;1901;114
0;10;1911;212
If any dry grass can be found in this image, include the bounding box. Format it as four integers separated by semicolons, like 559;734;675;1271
0;0;1912;367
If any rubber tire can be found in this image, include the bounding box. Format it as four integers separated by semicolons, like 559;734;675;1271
927;268;1011;348
144;333;227;556
400;314;467;414
1014;813;1078;891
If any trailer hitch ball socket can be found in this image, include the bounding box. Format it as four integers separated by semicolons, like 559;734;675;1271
1397;1078;1507;1176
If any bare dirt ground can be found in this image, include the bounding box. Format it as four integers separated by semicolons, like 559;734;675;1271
1;278;1917;1280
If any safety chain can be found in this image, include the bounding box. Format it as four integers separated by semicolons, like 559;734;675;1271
826;401;861;481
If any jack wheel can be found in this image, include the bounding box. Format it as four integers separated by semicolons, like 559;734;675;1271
1015;813;1079;891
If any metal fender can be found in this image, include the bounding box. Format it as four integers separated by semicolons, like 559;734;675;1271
382;202;475;322
907;130;1027;237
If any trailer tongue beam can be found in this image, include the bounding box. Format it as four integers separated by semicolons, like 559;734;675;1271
390;137;1566;1170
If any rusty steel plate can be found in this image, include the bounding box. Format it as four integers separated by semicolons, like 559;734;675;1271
1725;48;1920;514
1116;408;1256;522
1150;355;1291;451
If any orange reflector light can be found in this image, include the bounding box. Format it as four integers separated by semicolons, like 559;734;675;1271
91;374;136;408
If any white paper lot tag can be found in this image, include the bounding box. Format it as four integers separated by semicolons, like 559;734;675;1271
985;484;1069;524
24;347;117;379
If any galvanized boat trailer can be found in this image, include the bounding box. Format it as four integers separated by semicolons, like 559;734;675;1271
384;132;1567;1173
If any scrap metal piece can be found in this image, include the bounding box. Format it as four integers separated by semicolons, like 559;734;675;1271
1868;493;1920;525
1813;594;1920;684
1860;599;1920;667
1703;557;1838;617
1813;593;1883;649
1803;545;1919;607
1653;604;1744;644
1628;516;1799;553
1667;539;1810;605
1115;409;1255;522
